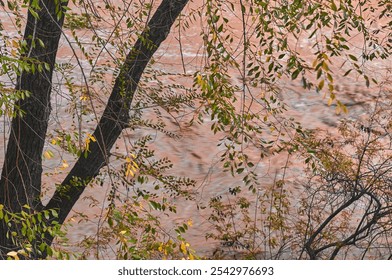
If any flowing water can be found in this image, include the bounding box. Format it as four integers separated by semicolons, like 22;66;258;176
1;0;391;258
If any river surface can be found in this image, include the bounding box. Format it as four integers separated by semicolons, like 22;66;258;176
1;0;391;259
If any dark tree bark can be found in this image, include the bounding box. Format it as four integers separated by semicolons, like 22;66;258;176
0;0;69;258
0;0;189;259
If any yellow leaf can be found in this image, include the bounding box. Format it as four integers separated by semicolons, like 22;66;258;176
322;61;330;71
125;166;134;177
328;83;334;93
80;95;88;101
125;154;139;177
60;160;69;170
11;40;18;48
318;79;325;90
312;59;318;68
7;251;19;260
180;242;187;254
79;91;90;101
88;134;96;142
85;133;96;151
212;32;217;42
44;150;54;159
196;73;203;85
342;104;348;114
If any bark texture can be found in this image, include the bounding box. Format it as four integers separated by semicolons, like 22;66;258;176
0;0;69;258
0;0;189;258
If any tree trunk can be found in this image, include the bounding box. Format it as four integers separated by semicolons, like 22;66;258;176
45;0;190;236
0;0;68;258
0;0;189;259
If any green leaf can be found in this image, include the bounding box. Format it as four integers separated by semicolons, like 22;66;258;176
37;38;45;48
28;7;40;19
331;1;337;11
291;69;300;80
108;216;113;227
51;209;58;218
343;69;352;76
348;54;357;61
365;76;370;87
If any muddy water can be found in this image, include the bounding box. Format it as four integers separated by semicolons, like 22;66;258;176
1;1;391;258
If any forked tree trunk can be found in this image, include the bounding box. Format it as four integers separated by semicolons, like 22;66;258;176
0;0;189;259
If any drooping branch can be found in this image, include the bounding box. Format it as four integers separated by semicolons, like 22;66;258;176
44;0;190;234
304;191;365;259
